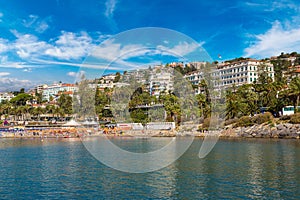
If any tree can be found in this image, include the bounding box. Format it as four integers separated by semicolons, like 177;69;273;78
113;72;121;83
57;94;73;115
10;93;33;106
288;77;300;113
225;89;243;119
73;78;96;120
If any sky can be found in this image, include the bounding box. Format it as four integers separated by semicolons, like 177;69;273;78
0;0;300;91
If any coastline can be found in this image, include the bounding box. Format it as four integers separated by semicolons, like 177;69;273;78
1;128;300;139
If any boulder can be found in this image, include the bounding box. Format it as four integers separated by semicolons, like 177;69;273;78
276;124;284;130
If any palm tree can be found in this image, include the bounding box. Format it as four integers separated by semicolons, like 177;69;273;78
288;77;300;113
226;90;243;119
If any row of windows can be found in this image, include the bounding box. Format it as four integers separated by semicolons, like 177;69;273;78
221;72;273;80
222;73;247;79
220;66;248;74
220;66;273;75
223;79;246;85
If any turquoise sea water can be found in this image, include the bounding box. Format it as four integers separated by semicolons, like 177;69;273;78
0;138;299;199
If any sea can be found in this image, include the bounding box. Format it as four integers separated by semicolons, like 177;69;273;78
0;137;299;199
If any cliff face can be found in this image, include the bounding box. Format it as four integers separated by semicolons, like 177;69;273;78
221;123;300;139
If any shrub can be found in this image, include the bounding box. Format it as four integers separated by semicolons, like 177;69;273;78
290;113;300;124
252;112;273;124
202;117;210;129
202;117;220;130
224;118;238;126
235;116;253;127
279;115;291;121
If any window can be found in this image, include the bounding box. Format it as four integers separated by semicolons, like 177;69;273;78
250;73;252;76
254;78;256;81
250;78;252;82
250;66;252;70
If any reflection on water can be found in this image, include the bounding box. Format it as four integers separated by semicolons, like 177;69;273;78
0;138;299;199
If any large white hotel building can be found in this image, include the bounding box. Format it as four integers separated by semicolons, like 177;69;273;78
184;59;274;94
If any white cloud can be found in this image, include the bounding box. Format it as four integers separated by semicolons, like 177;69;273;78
244;21;300;58
0;72;10;76
45;31;95;60
22;68;32;72
0;77;33;92
244;0;300;12
67;71;85;80
105;0;117;18
91;39;146;61
11;30;50;59
22;15;50;33
0;38;9;53
157;41;201;57
267;0;300;12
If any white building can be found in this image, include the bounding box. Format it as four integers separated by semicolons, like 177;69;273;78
42;83;78;101
218;59;274;87
184;59;275;94
35;84;48;94
0;92;14;103
149;70;173;97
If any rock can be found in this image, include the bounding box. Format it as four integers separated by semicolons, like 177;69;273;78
278;130;289;137
276;124;284;130
284;123;293;129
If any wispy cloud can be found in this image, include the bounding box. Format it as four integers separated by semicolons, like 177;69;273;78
45;31;95;60
104;0;118;32
244;20;300;58
0;12;3;23
0;77;33;91
0;72;10;76
0;38;9;53
105;0;117;18
244;0;299;11
67;71;85;79
11;30;51;59
0;30;103;68
157;41;202;57
22;14;51;33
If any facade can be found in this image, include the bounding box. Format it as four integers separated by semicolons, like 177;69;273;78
149;70;173;97
218;59;274;87
0;92;15;103
283;65;300;83
42;83;78;101
35;84;48;94
99;74;116;84
184;59;275;94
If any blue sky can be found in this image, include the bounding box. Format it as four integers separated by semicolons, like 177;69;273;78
0;0;300;91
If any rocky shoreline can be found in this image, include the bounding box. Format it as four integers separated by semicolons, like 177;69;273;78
1;123;300;139
220;123;300;139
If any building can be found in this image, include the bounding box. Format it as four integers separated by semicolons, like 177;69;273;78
149;69;173;97
42;83;78;101
218;59;274;87
0;92;14;103
99;74;116;84
184;59;275;94
35;84;48;94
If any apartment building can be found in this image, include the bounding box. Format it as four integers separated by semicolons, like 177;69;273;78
0;92;15;103
42;83;78;101
184;59;274;94
149;70;173;97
